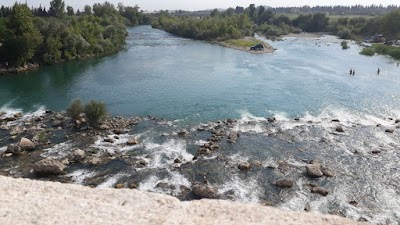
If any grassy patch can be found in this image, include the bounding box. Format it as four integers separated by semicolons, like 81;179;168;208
360;44;400;59
360;47;375;56
225;39;260;47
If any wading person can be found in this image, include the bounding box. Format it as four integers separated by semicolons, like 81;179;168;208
377;68;380;74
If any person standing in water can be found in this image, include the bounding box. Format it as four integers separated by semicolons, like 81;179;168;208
350;69;353;75
353;70;355;75
378;68;380;74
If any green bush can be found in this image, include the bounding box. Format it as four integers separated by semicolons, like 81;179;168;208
66;99;84;120
341;40;349;50
389;48;400;60
337;28;351;39
360;47;375;56
84;100;107;127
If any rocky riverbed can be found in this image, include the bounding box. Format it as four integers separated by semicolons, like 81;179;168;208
0;109;399;224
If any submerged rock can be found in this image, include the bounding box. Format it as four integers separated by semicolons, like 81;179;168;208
311;187;329;196
273;179;294;188
34;158;66;175
192;184;218;199
335;126;344;133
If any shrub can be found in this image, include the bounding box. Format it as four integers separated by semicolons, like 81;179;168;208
360;47;375;56
341;40;349;50
84;100;107;127
66;99;84;120
337;28;351;39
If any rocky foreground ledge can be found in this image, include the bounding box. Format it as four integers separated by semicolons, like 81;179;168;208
0;176;366;225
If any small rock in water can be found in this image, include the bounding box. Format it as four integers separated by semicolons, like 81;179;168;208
3;153;13;158
191;184;218;199
335;126;345;133
174;158;182;164
115;183;125;189
311;187;329;196
331;119;340;122
127;137;139;145
250;160;262;168
104;138;114;143
304;203;311;212
371;150;381;154
273;179;294;188
267;117;276;123
113;128;126;135
306;164;323;178
52;120;63;127
128;183;137;189
177;129;188;136
238;162;251;171
19;137;35;151
321;167;335;177
89;157;102;165
5;144;22;155
395;119;400;123
72;149;85;162
385;129;395;133
349;200;358;206
33;158;66;175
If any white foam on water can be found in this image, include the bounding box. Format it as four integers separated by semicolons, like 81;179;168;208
227;153;250;166
0;103;46;126
65;169;96;184
218;175;264;203
0;146;7;154
41;141;73;159
96;173;126;189
143;138;193;169
278;179;310;211
369;187;400;225
138;170;191;196
194;140;209;146
0;101;22;118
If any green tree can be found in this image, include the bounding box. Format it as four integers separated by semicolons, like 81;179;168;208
66;6;74;16
2;4;42;67
49;0;65;17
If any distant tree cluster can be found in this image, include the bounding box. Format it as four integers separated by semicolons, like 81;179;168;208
270;5;399;15
0;1;149;67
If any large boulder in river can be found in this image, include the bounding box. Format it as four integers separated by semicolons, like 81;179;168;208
192;184;218;199
306;164;323;178
19;138;35;151
33;158;66;175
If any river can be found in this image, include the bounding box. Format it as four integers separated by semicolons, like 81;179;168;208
0;26;399;224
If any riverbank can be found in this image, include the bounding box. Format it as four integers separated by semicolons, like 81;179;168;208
0;63;39;74
215;37;275;54
0;108;398;224
0;175;365;225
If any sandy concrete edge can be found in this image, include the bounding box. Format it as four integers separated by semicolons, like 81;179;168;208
0;176;367;225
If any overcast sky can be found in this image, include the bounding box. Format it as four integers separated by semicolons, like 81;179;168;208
2;0;397;11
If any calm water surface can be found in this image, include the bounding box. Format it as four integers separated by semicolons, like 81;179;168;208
1;25;399;123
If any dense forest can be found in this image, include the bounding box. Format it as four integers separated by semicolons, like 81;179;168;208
153;4;400;56
0;0;149;68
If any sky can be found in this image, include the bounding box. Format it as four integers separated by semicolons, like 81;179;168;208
2;0;398;11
